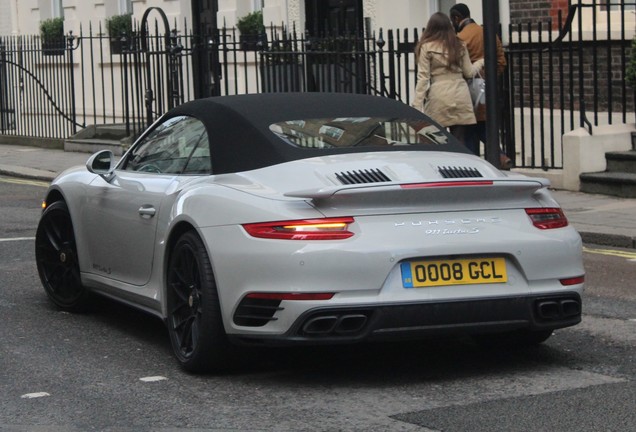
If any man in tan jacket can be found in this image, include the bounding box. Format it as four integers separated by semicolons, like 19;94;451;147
450;3;511;169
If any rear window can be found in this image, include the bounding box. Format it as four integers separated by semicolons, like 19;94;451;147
269;117;450;149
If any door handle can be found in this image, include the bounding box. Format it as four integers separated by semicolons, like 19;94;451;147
138;205;156;219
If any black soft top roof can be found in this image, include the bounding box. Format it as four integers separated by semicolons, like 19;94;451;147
166;93;467;174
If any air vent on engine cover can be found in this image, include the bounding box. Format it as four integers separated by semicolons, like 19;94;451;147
438;166;483;178
335;169;392;185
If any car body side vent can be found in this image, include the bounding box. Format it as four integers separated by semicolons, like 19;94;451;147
233;297;283;327
336;169;392;185
438;166;483;178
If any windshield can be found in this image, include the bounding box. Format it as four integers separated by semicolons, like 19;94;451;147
269;117;450;149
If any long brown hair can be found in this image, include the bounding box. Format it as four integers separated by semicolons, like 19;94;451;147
414;12;464;68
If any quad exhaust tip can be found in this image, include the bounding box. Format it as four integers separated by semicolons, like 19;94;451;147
302;314;369;336
536;298;581;321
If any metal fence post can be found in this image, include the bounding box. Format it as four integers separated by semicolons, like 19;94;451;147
66;31;77;136
121;33;130;137
483;0;502;168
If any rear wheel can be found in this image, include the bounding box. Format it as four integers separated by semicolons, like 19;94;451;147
35;201;90;311
166;231;232;373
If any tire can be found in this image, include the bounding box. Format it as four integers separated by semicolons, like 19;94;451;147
35;201;90;311
166;231;233;373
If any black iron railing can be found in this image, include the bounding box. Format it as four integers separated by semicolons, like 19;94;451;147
507;1;636;169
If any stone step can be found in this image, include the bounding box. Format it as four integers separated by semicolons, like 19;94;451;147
93;124;128;139
606;151;636;174
579;171;636;198
64;138;124;155
64;124;132;156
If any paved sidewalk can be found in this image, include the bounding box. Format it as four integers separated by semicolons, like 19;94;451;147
1;143;635;248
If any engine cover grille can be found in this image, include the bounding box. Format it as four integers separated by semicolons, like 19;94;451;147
438;166;483;178
335;169;392;185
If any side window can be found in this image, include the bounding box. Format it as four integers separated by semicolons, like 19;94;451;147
122;116;211;175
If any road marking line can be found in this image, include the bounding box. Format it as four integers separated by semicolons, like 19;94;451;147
0;237;35;242
583;246;636;260
21;392;50;399
139;376;167;382
0;177;50;188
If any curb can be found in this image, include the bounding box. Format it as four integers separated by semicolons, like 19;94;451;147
0;166;57;182
579;231;636;250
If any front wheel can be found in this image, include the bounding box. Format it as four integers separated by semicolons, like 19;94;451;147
35;201;90;311
166;231;233;373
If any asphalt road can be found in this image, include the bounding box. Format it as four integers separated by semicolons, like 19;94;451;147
1;176;635;432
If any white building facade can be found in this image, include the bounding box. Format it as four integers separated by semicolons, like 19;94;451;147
0;0;491;37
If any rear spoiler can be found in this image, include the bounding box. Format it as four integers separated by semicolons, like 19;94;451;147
284;178;551;200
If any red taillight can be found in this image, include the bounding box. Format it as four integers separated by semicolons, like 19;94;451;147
560;276;585;286
245;292;335;300
525;208;568;229
242;217;355;240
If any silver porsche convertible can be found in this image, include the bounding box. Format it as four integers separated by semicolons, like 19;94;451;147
35;93;584;372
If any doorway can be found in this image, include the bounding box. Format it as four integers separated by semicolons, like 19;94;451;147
191;0;220;97
305;0;363;36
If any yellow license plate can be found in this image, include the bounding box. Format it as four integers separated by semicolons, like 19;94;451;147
401;257;507;288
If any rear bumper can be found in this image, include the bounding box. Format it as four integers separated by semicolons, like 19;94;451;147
229;293;581;346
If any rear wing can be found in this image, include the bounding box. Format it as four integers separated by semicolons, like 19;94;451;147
285;178;553;215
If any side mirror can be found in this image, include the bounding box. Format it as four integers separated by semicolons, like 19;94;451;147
86;150;115;182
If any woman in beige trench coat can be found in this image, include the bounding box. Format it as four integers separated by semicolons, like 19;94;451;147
411;12;484;146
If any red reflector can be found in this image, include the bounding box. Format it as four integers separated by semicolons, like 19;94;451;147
243;217;354;240
245;292;335;301
560;276;585;286
401;181;493;189
525;208;568;229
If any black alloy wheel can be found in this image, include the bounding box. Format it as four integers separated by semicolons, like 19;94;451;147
35;201;90;311
167;231;232;373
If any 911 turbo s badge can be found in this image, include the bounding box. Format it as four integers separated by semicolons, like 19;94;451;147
424;227;480;235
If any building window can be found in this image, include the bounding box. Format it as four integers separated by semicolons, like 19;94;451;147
52;0;63;18
119;0;133;14
252;0;263;11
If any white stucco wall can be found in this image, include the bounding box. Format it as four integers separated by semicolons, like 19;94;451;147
370;0;427;33
0;0;15;35
219;0;257;29
0;0;509;40
10;0;193;36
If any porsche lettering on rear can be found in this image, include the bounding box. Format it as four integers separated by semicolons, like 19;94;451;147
394;217;502;227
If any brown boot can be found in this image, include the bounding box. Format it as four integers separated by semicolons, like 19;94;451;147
500;154;513;170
